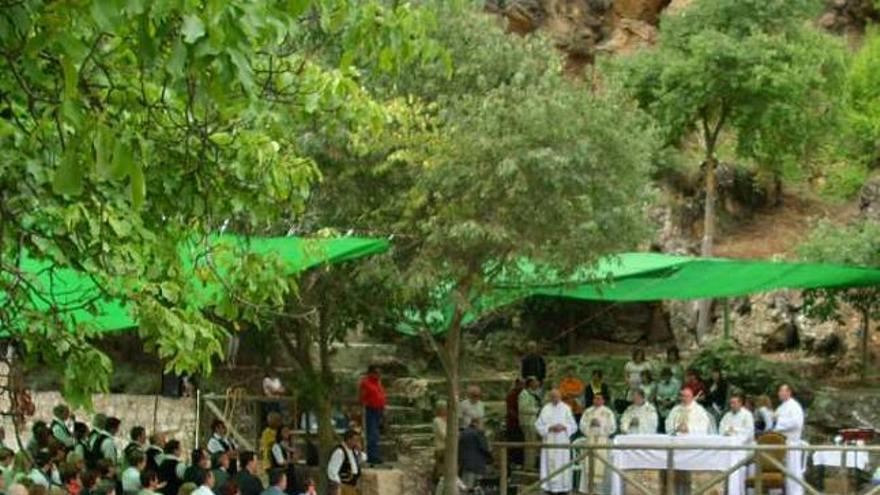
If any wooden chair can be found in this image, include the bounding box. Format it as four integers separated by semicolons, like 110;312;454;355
746;432;787;494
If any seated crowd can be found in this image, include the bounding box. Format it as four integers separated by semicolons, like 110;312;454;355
0;405;371;495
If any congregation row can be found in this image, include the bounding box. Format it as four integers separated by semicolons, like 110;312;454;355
0;404;367;495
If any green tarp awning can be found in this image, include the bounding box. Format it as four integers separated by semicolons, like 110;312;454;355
3;236;390;335
399;252;880;335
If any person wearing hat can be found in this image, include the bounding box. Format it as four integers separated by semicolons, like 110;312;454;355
28;450;54;488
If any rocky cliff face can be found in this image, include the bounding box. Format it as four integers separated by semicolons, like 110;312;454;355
490;0;880;71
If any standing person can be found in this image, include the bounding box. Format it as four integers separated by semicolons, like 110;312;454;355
518;377;542;471
665;387;714;435
206;421;238;475
620;389;659;435
327;431;365;495
558;366;585;420
231;453;263;495
73;423;90;461
125;428;148;465
432;402;447;482
520;342;546;388
664;346;684;381
145;433;165;472
655;368;681;432
28;450;53;488
260;469;286;495
458;385;485;430
683;369;706;404
773;384;805;495
139;470;162;495
157;440;186;495
504;379;524;467
535;390;577;495
210;452;230;491
260;413;282;470
51;405;75;450
358;365;386;466
754;395;775;434
122;452;146;495
719;394;754;439
624;350;651;403
458;418;492;490
89;417;120;467
578;395;616;495
184;449;211;484
706;368;728;417
640;370;657;405
191;469;216;495
269;428;292;470
583;370;612;408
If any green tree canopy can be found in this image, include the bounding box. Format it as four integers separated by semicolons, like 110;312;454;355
613;0;846;337
0;0;440;406
848;28;880;165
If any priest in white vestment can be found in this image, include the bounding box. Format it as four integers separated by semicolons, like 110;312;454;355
578;393;616;494
719;394;754;439
774;384;805;495
535;389;578;494
620;389;658;435
665;387;715;435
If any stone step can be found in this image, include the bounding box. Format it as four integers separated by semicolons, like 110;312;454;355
388;422;434;434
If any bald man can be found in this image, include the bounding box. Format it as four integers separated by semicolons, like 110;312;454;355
773;384;805;495
459;385;486;430
665;387;714;435
535;389;577;494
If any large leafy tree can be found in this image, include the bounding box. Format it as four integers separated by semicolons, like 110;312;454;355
614;0;846;338
799;219;880;379
0;0;434;406
848;28;880;166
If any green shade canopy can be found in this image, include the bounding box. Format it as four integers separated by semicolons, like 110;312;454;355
399;252;880;335
2;236;390;335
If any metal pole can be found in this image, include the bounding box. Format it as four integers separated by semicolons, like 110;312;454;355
194;388;201;448
723;299;731;340
666;449;675;495
840;449;849;495
499;445;508;495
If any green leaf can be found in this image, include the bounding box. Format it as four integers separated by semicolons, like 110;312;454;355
61;55;78;98
110;138;134;180
94;125;115;179
129;162;146;208
288;0;311;17
182;15;206;44
53;149;84;196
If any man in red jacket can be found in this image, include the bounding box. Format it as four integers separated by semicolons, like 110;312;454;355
359;365;386;465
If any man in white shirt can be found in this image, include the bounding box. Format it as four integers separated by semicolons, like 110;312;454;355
459;385;486;430
327;430;366;495
719;394;754;439
206;420;238;474
51;404;76;449
665;387;715;435
773;384;805;495
535;389;578;494
122;451;146;495
191;469;216;495
620;389;658;435
27;450;53;488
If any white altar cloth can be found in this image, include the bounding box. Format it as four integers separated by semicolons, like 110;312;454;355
610;434;749;495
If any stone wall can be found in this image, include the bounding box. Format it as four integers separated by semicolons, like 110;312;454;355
1;391;196;454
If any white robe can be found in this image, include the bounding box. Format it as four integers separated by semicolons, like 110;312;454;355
580;405;617;437
719;409;755;439
620;402;658;434
535;401;578;493
665;402;714;435
774;398;805;495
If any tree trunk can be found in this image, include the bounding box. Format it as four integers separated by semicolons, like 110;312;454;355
696;156;718;340
316;338;336;494
442;321;462;495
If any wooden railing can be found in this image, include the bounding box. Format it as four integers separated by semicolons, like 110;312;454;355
492;441;880;495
